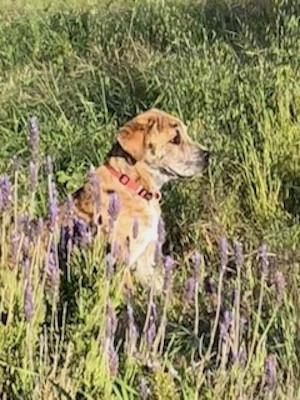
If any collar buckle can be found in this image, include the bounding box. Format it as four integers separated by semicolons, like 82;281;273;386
119;174;130;185
138;188;153;200
106;165;160;201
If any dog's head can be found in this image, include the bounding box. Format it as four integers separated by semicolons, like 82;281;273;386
116;108;209;184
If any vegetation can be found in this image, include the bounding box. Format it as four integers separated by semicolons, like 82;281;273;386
0;0;300;398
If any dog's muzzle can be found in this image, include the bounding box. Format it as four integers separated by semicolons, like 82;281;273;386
198;149;210;170
203;150;210;168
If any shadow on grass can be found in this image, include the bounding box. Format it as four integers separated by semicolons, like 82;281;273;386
283;176;300;217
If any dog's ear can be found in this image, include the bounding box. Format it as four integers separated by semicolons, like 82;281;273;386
133;112;157;129
117;114;157;160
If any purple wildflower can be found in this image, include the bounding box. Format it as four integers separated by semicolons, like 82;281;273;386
157;217;165;243
106;301;118;339
0;174;12;213
19;214;31;237
112;240;120;258
73;218;91;247
124;236;130;266
24;283;33;322
184;251;201;308
238;345;247;367
36;217;44;237
264;354;277;391
146;302;157;350
126;287;139;357
164;256;174;274
154;240;163;264
60;195;76;257
103;300;119;376
239;316;247;339
220;310;233;340
108;342;119;377
192;250;201;281
22;235;30;259
48;182;58;232
233;240;243;269
219;237;228;271
163;255;174;291
139;377;151;400
230;348;238;364
88;168;101;216
59;226;70;261
106;252;115;279
259;244;269;274
27;117;40;187
108;192;121;228
23;257;31;279
29;161;38;190
45;245;60;288
132;216;139;239
10;230;21;264
184;276;196;308
154;217;165;264
28;116;39;163
146;319;156;350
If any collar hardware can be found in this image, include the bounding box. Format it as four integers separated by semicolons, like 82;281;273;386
119;174;130;185
106;165;160;201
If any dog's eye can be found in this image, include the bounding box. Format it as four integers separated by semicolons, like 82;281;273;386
170;131;181;145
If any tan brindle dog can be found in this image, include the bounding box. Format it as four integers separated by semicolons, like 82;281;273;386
59;108;209;291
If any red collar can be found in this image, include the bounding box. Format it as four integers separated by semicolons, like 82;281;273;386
105;165;161;201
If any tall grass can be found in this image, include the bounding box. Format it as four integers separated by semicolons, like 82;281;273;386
0;0;300;398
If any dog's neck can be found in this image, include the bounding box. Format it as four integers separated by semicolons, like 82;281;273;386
105;142;165;191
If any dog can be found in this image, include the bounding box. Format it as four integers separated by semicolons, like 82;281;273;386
59;108;209;291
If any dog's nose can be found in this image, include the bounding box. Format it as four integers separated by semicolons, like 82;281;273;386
203;150;210;167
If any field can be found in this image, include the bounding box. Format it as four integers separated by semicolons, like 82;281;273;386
0;0;300;398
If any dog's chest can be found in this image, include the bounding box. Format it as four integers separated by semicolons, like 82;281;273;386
129;201;160;266
144;201;160;242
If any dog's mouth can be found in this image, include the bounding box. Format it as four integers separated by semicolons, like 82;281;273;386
159;166;184;178
159;161;206;179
